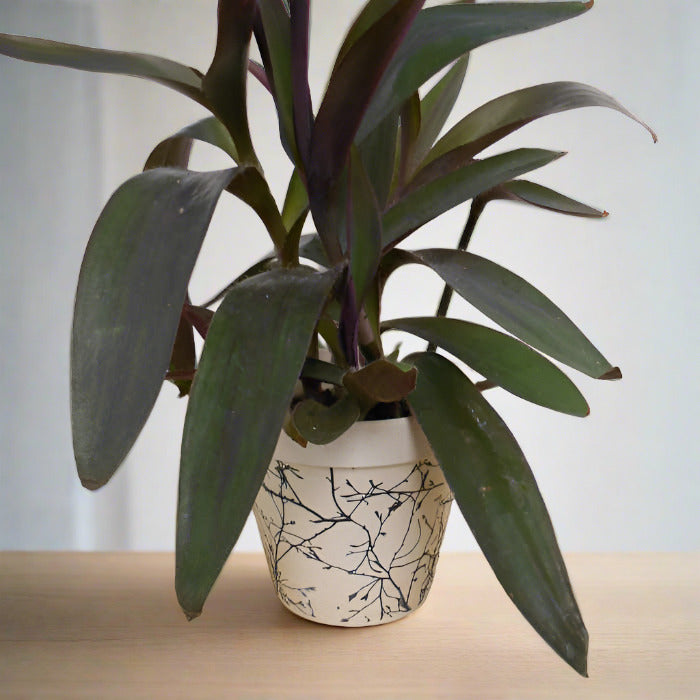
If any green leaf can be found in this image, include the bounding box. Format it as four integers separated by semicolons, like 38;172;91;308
495;180;607;218
408;248;620;379
167;313;196;397
349;148;383;305
398;92;422;189
426;81;657;166
382;148;565;248
281;168;309;230
203;0;258;165
357;106;400;211
256;0;299;163
343;358;417;405
357;2;593;141
0;32;204;102
298;233;330;268
383;317;589;416
163;116;239;162
71;167;238;490
300;357;345;386
406;351;588;676
176;266;339;618
292;393;361;445
409;55;469;174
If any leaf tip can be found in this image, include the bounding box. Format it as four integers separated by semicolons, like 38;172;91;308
80;477;103;491
599;366;622;381
601;210;610;218
584;0;594;9
183;608;202;622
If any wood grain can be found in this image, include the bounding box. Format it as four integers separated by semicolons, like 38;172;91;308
0;552;697;698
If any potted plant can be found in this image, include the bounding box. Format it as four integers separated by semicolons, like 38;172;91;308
0;0;655;676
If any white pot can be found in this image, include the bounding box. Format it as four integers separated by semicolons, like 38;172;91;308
253;417;452;627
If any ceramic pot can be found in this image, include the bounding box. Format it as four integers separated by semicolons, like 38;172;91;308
253;417;452;627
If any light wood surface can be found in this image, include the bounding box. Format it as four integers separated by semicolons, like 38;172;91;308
0;552;697;698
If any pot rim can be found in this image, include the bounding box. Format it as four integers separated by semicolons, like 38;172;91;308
272;416;433;469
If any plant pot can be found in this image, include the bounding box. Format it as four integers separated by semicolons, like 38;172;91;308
253;416;452;627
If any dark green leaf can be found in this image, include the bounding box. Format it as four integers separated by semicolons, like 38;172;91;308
409;55;469;174
495;180;607;218
176;266;339;618
300;357;345;386
71;167;237;490
154;116;239;163
256;0;299;162
167;313;196;397
290;0;314;167
398;92;422;189
308;0;423;226
292;393;361;445
358;2;593;140
408;248;619;379
426;81;657;165
357;107;400;211
349;148;383;305
0;32;204;102
343;358;417;405
383;317;589;416
298;233;330;268
382;148;565;248
203;0;258;165
406;351;588;676
144;137;193;172
281;168;309;230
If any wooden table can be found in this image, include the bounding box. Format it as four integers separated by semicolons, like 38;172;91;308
0;552;697;698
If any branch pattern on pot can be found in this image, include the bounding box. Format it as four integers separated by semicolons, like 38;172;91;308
253;459;453;626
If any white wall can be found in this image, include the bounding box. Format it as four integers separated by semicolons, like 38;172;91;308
0;1;697;552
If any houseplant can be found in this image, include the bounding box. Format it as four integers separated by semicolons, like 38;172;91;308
0;0;655;676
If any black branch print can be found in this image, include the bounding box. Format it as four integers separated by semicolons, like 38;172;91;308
253;458;452;625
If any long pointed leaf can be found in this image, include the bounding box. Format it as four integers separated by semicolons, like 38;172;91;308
72;167;238;489
382;148;564;248
384;317;589;416
290;0;314;168
495;180;607;218
0;32;203;102
357;2;593;141
256;0;299;162
334;0;400;67
176;267;338;618
409;55;469;174
148;116;239;165
358;106;400;211
203;0;258;165
349;148;383;305
308;0;423;227
426;81;656;166
406;351;588;676
407;248;620;379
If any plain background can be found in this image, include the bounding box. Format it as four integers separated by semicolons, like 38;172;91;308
0;0;697;552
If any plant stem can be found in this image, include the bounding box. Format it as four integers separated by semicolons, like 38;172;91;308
426;196;487;352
